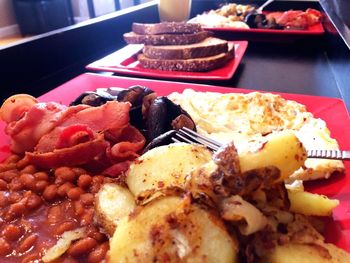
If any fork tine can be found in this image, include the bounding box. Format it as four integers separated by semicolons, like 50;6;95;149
173;133;198;145
177;128;221;151
182;127;223;148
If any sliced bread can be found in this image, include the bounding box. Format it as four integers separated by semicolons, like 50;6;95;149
143;37;228;60
132;22;202;35
138;43;235;72
123;31;212;46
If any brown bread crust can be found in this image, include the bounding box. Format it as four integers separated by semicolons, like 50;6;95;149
138;43;235;72
123;31;212;46
143;37;228;60
132;22;202;35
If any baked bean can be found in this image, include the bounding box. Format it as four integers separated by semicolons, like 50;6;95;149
20;165;37;175
87;242;109;263
67;187;83;201
33;171;49;181
0;238;11;256
89;183;101;194
53;221;77;236
9;177;23;191
8;192;23;204
6;202;26;220
80;208;94;226
43;185;58;201
0;179;7;191
55;167;76;182
0;163;16;173
16;158;29;169
92;176;104;185
21;252;39;263
18;234;37;253
67;237;97;256
80;193;94;206
0;192;8;207
2;224;22;241
47;205;63;224
77;174;92;189
86;227;106;243
0;170;18;182
72;167;87;176
19;173;36;190
5;155;21;164
74;201;84;216
57;182;75;197
35;180;49;193
26;193;42;210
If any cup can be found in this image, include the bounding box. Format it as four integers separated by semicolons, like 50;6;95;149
158;0;192;22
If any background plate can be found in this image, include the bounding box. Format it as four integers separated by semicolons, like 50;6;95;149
1;73;349;251
204;22;324;35
86;41;248;80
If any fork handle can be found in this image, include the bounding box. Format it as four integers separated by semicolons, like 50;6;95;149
307;150;350;160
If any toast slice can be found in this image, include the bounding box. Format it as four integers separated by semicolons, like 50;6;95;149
138;42;235;72
132;22;202;35
124;31;212;46
143;37;228;60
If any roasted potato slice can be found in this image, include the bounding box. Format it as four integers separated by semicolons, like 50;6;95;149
239;131;307;182
109;196;238;263
95;183;136;236
288;189;339;216
126;143;212;199
261;242;350;263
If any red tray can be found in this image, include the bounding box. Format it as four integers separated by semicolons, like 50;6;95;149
86;41;248;80
1;73;349;251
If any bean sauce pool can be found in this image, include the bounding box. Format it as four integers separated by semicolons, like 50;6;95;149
0;154;113;263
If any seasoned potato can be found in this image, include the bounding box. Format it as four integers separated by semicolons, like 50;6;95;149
95;183;136;236
109;196;238;263
239;131;307;181
288;189;339;216
126;143;212;199
261;242;350;263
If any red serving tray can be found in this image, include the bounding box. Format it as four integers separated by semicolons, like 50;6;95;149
86;41;248;80
1;73;349;251
204;22;324;35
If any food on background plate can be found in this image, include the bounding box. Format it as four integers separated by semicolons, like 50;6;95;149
168;89;344;181
189;3;322;30
123;22;235;72
0;86;349;262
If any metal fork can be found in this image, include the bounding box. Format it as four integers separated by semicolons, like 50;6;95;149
172;127;350;161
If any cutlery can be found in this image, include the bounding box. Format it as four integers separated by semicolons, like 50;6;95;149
172;127;350;161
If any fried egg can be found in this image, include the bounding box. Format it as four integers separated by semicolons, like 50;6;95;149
168;89;344;181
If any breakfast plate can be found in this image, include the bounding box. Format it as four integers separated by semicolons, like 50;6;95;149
203;22;324;35
1;73;350;256
85;41;248;80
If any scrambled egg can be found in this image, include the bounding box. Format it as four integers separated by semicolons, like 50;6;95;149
168;89;344;181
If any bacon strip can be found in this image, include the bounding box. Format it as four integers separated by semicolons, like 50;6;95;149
108;125;146;160
25;135;109;169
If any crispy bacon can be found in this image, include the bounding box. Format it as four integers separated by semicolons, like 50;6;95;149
267;8;322;29
24;134;109;169
35;102;131;153
107;125;146;161
3;96;145;177
5;102;68;153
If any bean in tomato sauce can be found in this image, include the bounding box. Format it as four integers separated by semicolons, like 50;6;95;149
0;154;113;263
